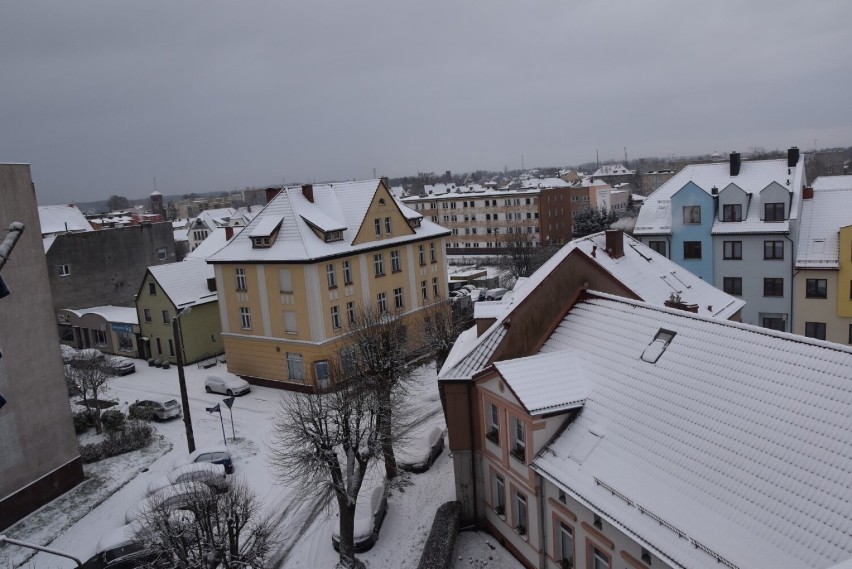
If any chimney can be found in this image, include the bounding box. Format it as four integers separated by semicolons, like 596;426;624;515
265;187;282;204
803;186;814;200
605;230;624;259
225;226;234;240
664;294;699;313
302;184;314;203
730;152;741;176
591;245;597;258
787;146;800;168
380;176;389;187
207;277;217;292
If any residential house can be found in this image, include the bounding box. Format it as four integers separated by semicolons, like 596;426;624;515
0;164;83;530
206;179;450;390
440;236;852;568
793;176;852;344
135;258;222;364
634;148;806;331
186;207;236;252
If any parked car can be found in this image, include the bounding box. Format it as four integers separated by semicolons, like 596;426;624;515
332;476;388;552
484;288;509;301
83;523;160;569
125;482;212;524
398;425;445;473
179;446;235;474
204;375;251;397
129;396;182;421
145;462;229;497
110;357;136;376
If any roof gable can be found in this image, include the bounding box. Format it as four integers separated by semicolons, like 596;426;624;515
351;181;416;246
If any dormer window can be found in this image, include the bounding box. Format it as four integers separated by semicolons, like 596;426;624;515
641;329;676;363
764;202;785;221
408;217;422;228
324;230;343;242
250;214;284;249
722;204;742;222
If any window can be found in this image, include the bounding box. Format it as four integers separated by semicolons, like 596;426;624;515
683;241;702;259
493;473;505;516
430;242;437;263
511;417;526;462
590;545;610;569
374;253;385;276
157;247;168;261
239;307;251;329
558;489;567;504
326;263;337;288
235;268;247;291
486;402;499;443
806;278;827;298
283;310;297;333
763;317;786;332
143;308;152;322
683;205;701;224
346;301;356;325
432;277;439;298
641;329;676;363
148;282;156;295
764;240;784;259
168;339;175;357
324;230;343;242
421;280;428;301
342;260;352;285
374;218;382;236
722;204;742;222
765;202;785;221
162;309;170;324
648;241;666;256
593;514;603;530
315;361;330;389
58;264;71;277
391;250;401;272
805;322;827;340
330;306;341;330
393;287;404;310
279;269;293;293
155;337;162;355
419;244;426;265
385;217;392;235
92;329;107;347
764;278;784;297
848;324;852;344
558;522;574;567
723;277;742;296
287;352;304;382
723;241;742;260
377;292;387;314
514;492;528;536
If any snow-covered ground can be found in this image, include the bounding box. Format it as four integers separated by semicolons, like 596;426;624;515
1;357;505;569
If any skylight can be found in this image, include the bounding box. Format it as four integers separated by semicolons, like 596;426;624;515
641;329;676;363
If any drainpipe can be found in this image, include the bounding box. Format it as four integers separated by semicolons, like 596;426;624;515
537;472;548;569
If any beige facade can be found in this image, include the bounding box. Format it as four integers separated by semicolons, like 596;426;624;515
210;179;450;389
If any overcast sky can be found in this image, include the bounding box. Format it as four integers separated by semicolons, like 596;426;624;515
2;1;850;205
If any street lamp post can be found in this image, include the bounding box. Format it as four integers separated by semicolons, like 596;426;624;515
172;307;196;453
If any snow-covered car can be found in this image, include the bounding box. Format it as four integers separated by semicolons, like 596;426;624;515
484;288;509;301
332;477;388;553
178;446;235;474
110;356;136;376
398;425;445;473
82;522;161;569
204;375;250;396
145;462;229;497
128;396;182;421
125;482;212;524
60;344;78;363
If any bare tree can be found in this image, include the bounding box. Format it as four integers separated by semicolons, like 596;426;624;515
342;304;417;481
65;350;118;434
106;194;130;211
420;299;471;373
497;231;557;288
135;478;275;569
269;363;381;569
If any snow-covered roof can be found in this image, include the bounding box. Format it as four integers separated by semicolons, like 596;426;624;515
592;164;634;177
532;293;852;569
184;227;238;260
439;231;744;381
796;176;852;269
65;305;138;324
406;183;540;201
519;177;570;189
491;350;586;415
148;259;217;308
173;229;189;243
38;204;94;236
207;180;449;264
195;208;236;231
635;157;805;235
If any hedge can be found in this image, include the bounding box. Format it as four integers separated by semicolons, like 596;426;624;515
417;501;461;569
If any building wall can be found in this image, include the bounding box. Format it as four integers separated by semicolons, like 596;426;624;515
0;164;84;530
669;182;715;283
793;269;851;343
47;222;176;313
57;309;139;356
839;226;852;320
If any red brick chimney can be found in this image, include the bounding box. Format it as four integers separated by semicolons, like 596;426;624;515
302;184;314;203
803;186;814;200
605;230;624;259
225;226;234;240
265;187;282;203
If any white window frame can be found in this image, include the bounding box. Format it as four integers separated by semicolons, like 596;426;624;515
374;254;385;276
346;301;356;325
235;268;247;291
393;287;404;310
511;416;526;462
330;306;341;330
377;292;387;314
239;307;252;329
342;260;352;284
287;352;304;382
515;491;528;535
326;263;337;288
391;250;401;272
385;217;392;235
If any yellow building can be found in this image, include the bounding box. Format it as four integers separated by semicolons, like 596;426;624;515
207;179;451;390
793;177;852;344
